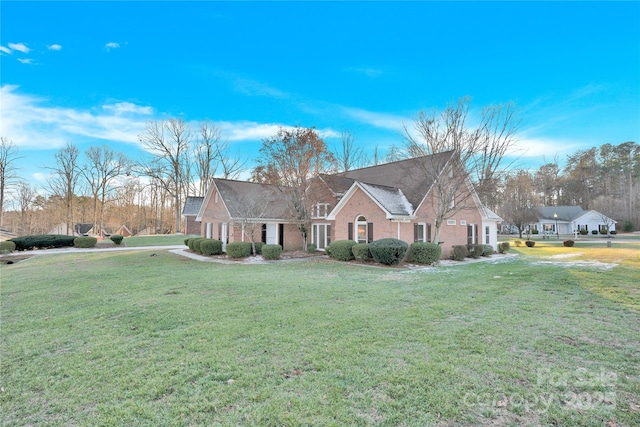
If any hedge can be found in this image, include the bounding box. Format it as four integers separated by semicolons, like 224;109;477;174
482;244;494;257
253;241;264;255
10;234;76;251
0;241;16;253
262;244;282;260
74;236;98;248
188;237;206;253
498;242;510;254
451;245;468;261
351;243;371;261
466;244;483;259
326;240;356;261
110;234;124;245
407;242;441;265
226;241;252;258
200;239;223;256
369;238;408;265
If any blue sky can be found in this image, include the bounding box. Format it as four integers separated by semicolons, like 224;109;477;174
1;1;639;188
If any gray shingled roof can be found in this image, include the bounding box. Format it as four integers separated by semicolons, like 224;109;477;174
325;151;455;211
182;196;204;216
533;206;584;221
358;182;414;216
214;178;295;220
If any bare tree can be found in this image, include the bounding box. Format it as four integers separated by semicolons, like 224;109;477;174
82;145;130;236
138;119;191;233
232;186;277;255
402;97;520;243
252;126;336;250
334;130;366;172
47;142;81;235
0;137;22;226
499;170;539;238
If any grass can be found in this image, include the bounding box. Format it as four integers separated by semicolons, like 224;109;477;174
1;245;639;426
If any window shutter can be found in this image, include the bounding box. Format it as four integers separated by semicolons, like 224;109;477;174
427;223;432;242
367;223;374;243
414;223;419;242
348;222;353;240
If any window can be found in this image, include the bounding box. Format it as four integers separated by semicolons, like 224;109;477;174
447;219;456;226
312;224;331;250
460;220;467;225
485;226;490;244
414;222;432;242
312;203;330;219
349;215;373;243
448;188;455;209
214;192;219;204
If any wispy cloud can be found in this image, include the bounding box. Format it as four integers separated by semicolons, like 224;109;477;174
348;66;384;78
17;58;35;65
0;46;11;55
48;44;62;51
105;42;120;51
342;107;408;131
8;42;30;53
0;85;153;149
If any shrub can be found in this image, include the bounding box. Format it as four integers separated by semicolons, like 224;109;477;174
563;239;575;247
525;240;536;247
351;243;371;262
226;241;252;258
591;230;598;235
467;244;483;259
514;240;522;247
599;229;607;235
532;229;539;234
188;237;204;252
0;241;16;254
407;242;441;265
610;230;617;235
369;238;408;265
262;244;282;260
326;240;357;261
451;245;468;261
10;234;76;251
253;241;264;255
623;221;633;232
184;237;192;247
482;244;494;256
498;242;510;254
306;243;317;252
74;236;98;248
579;229;588;235
200;239;223;256
110;234;124;245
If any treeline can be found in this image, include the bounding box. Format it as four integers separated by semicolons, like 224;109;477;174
1;116;638;238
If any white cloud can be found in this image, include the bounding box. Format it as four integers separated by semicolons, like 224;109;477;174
8;42;30;53
348;66;384;78
17;58;34;65
48;44;62;51
0;46;11;55
0;85;151;149
343;107;408;131
105;42;120;51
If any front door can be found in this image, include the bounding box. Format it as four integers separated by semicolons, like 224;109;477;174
266;223;278;244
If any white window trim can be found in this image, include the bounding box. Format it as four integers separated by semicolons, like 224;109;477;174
460;220;467;225
447;219;456;226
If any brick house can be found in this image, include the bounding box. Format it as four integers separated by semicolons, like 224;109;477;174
182;196;204;235
195;151;502;258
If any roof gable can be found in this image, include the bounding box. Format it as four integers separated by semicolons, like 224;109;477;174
182;196;204;216
327;181;414;220
212;178;294;220
533;206;585;221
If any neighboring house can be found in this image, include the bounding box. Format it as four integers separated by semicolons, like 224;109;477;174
114;225;133;237
47;223;93;236
182;196;204;235
0;227;17;241
531;206;617;236
196;152;502;258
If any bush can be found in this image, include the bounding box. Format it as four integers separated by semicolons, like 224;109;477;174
407;242;441;265
467;244;483;259
579;229;588;235
262;244;282;260
351;243;371;262
525;240;536;247
532;229;539;234
623;221;633;232
563;239;575;247
514;240;522;247
610;230;617;235
482;244;493;256
326;240;357;261
498;242;510;254
451;245;468;261
74;236;98;248
253;241;264;255
591;230;598;235
110;234;124;245
200;239;223;256
189;238;207;254
369;238;408;265
10;234;77;251
184;237;192;247
306;243;317;252
0;241;16;254
226;241;252;258
599;229;607;235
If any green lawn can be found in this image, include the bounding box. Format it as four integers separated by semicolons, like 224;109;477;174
1;245;638;426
